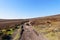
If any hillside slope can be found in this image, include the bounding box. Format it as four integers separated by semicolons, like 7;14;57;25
0;14;60;29
0;14;60;40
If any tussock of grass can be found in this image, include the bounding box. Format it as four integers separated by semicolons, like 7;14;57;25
33;23;60;40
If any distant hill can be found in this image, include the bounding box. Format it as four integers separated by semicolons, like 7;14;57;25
0;14;60;29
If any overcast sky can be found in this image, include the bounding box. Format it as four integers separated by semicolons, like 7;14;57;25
0;0;60;19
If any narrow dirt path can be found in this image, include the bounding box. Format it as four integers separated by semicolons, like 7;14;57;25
20;22;48;40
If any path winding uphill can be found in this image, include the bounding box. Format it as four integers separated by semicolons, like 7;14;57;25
20;22;48;40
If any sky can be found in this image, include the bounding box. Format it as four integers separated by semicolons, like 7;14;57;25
0;0;60;19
